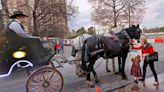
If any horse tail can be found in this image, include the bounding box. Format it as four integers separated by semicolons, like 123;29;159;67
71;45;77;57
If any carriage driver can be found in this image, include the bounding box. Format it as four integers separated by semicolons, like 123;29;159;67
8;11;38;39
6;11;50;65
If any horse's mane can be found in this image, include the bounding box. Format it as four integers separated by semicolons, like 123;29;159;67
111;26;124;33
101;26;124;36
115;29;130;39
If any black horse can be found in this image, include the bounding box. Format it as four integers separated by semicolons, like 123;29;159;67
81;25;142;87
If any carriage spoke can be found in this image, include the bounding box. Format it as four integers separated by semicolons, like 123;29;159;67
42;73;47;81
45;70;53;80
45;70;50;80
34;73;44;82
50;77;61;82
48;71;55;80
51;82;61;86
50;76;61;83
30;85;42;92
48;88;54;92
30;81;41;86
32;76;44;83
39;87;44;92
43;87;48;92
49;84;60;91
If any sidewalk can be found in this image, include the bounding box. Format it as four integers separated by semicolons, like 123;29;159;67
113;73;164;92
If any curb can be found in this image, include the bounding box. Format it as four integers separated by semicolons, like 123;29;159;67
105;70;164;92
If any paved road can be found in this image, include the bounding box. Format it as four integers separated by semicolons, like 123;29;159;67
114;73;164;92
0;43;164;92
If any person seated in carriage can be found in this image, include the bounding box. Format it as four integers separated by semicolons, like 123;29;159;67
0;11;51;73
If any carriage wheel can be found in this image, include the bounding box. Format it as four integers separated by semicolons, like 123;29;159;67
26;67;63;92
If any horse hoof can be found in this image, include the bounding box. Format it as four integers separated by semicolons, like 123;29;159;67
114;72;121;75
86;81;95;88
122;76;128;80
106;70;111;73
95;78;101;84
118;72;122;75
75;71;81;77
78;75;83;78
95;75;101;83
75;68;86;78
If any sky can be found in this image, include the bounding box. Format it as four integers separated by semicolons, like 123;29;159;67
68;0;164;30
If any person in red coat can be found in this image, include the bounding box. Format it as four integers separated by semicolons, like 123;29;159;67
133;38;159;86
56;41;60;54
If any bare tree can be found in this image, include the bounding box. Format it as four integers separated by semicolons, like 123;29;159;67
1;0;78;38
1;0;11;17
89;0;146;27
28;0;78;37
122;0;146;27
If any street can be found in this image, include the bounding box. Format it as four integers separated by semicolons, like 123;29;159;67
114;73;164;92
0;43;164;92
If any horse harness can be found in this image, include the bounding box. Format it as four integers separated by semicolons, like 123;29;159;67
90;30;132;58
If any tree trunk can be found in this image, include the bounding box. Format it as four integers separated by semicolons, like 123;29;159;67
33;12;38;36
113;0;117;27
128;3;131;27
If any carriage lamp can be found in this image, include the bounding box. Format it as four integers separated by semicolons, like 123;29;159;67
12;51;26;59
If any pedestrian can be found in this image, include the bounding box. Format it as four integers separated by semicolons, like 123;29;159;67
133;38;159;86
130;39;142;84
55;40;60;54
60;39;64;54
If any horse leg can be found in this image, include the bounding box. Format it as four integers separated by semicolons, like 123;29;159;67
115;56;122;75
92;70;100;83
121;53;128;80
106;59;111;72
75;51;84;77
112;58;116;73
91;63;100;84
86;66;95;88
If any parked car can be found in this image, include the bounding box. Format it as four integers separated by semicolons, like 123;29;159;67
41;40;55;53
64;39;73;46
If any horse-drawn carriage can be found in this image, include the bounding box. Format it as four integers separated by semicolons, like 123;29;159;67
0;29;63;92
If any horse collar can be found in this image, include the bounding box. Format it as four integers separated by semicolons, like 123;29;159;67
123;30;131;40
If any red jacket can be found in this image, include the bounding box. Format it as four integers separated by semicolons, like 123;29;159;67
56;43;60;50
133;43;154;55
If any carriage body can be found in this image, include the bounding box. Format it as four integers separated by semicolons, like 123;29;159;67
0;33;9;75
0;29;63;92
0;32;50;75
